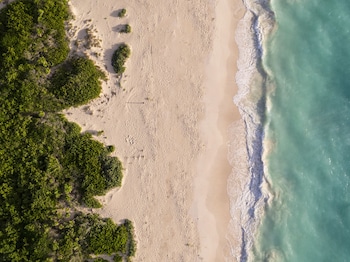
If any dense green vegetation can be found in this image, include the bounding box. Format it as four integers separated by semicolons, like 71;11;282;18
0;0;135;261
111;44;131;76
49;57;106;107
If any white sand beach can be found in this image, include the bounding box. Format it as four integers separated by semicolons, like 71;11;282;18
65;0;247;260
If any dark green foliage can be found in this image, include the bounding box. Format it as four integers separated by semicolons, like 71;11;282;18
0;0;135;261
100;153;123;188
62;124;123;201
94;258;110;262
114;255;123;262
118;8;127;18
0;0;69;73
27;117;124;207
33;0;70;66
49;213;135;261
88;219;128;254
111;44;131;76
124;219;137;257
49;56;106;107
106;145;116;153
87;217;135;259
120;24;131;33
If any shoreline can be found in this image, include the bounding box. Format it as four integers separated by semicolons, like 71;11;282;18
193;0;245;260
65;0;251;261
234;0;276;260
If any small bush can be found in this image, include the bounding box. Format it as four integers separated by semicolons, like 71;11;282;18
100;155;123;188
106;145;115;153
38;111;45;118
111;44;131;76
121;24;131;34
83;195;102;208
118;9;126;18
124;219;136;257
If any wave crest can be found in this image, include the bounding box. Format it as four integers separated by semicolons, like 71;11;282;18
230;0;276;261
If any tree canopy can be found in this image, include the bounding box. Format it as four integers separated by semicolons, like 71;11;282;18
0;0;135;261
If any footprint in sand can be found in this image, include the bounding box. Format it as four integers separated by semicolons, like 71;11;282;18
125;135;135;145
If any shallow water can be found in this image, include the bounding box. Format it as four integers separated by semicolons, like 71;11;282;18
251;0;350;261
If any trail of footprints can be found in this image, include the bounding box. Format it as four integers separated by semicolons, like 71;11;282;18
124;135;145;164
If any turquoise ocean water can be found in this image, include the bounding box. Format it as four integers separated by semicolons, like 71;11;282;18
249;0;350;261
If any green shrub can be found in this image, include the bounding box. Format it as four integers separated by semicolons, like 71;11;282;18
114;254;123;262
121;24;131;33
124;219;136;257
88;218;127;254
118;9;126;18
49;56;106;107
82;194;102;208
100;155;123;188
106;145;115;153
38;111;45;118
111;44;131;76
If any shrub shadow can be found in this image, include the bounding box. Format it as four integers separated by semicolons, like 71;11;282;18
112;24;126;33
110;9;124;17
77;28;87;39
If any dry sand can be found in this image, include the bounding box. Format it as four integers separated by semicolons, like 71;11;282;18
66;0;247;261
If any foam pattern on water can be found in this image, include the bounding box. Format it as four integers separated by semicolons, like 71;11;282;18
230;0;275;261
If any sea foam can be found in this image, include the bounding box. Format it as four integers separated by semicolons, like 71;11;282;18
229;0;275;261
